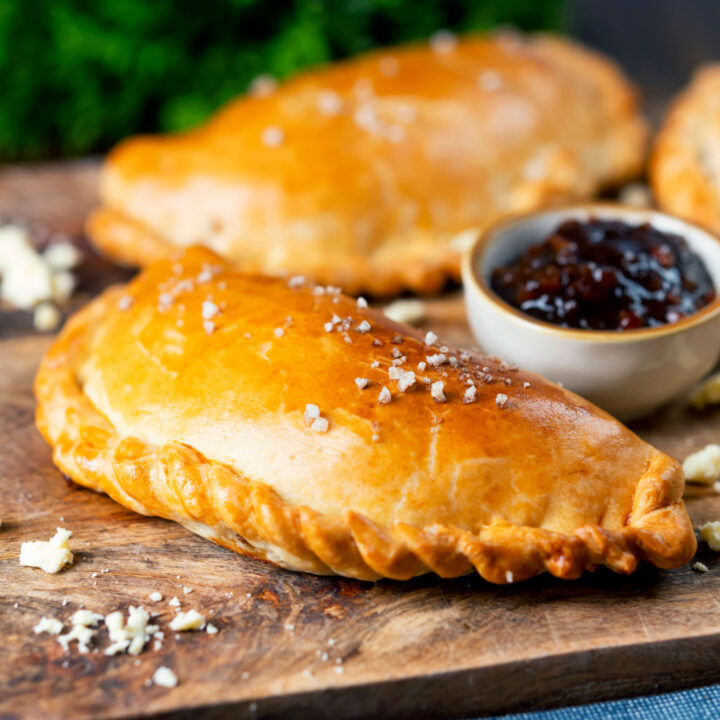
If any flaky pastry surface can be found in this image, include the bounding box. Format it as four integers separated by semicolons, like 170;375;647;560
651;65;720;235
35;247;695;582
87;32;647;296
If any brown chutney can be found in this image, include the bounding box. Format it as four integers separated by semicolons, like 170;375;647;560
490;218;716;330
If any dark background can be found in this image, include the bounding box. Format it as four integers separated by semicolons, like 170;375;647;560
2;0;719;161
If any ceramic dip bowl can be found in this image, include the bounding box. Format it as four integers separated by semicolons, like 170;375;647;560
462;204;720;420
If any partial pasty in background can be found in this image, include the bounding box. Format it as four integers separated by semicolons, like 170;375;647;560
651;65;720;234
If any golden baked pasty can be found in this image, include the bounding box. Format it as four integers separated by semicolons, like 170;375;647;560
651;65;720;234
35;247;695;583
87;32;647;296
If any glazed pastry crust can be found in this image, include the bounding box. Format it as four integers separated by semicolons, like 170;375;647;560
35;247;695;582
87;32;647;296
651;65;720;234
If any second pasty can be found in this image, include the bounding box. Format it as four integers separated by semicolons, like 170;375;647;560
87;32;647;295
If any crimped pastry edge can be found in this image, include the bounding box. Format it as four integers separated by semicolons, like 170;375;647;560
34;287;697;583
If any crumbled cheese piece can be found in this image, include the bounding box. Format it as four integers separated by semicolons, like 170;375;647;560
355;377;370;389
371;360;380;368
356;296;368;309
619;182;652;208
72;610;103;627
153;666;178;688
201;301;219;320
382;299;426;325
424;331;438;346
274;327;285;337
105;606;159;656
430;381;446;403
304;403;320;425
33;617;63;635
57;608;103;653
20;528;73;573
463;386;477;403
203;320;215;335
58;625;95;654
426;353;447;367
117;295;134;310
52;271;75;302
206;623;219;635
693;561;710;573
417;361;427;371
388;366;402;381
324;322;334;332
287;275;305;288
168;596;181;608
33;302;61;332
0;229;56;310
169;609;206;632
310;417;329;433
396;371;416;392
43;241;81;270
690;373;720;409
182;586;193;595
149;591;163;602
683;444;720;483
495;393;509;408
523;382;531;389
505;571;514;583
261;125;285;147
700;522;720;551
378;386;391;405
357;320;371;333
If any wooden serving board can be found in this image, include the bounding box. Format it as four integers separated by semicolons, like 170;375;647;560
3;163;720;720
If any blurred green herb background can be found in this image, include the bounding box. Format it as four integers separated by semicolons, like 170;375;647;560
1;0;563;161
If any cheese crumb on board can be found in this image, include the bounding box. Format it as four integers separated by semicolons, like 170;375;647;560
152;666;178;688
169;609;206;631
206;623;219;635
33;617;63;635
683;444;720;483
0;226;79;320
382;299;426;325
58;609;102;653
33;302;62;332
690;373;720;409
105;606;159;656
20;528;73;573
168;596;181;607
149;591;163;602
693;561;710;573
700;522;720;551
43;240;81;271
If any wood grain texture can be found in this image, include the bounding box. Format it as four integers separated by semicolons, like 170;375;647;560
3;162;720;720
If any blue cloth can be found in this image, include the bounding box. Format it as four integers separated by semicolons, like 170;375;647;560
489;685;720;719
